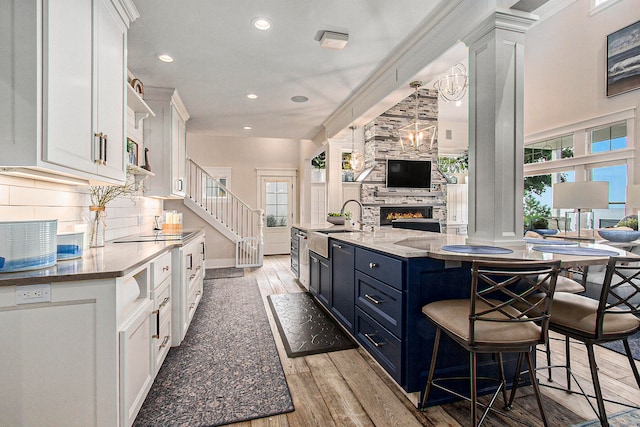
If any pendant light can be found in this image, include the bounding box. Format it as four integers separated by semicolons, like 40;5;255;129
433;63;468;102
349;125;364;173
398;81;436;151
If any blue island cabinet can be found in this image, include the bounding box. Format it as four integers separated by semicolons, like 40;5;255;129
331;241;356;333
327;240;522;407
309;250;331;308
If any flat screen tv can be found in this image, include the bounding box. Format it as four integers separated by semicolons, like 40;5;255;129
386;159;431;189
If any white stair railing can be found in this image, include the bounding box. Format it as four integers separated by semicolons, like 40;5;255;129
185;158;264;267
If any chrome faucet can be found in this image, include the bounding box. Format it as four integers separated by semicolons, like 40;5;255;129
340;199;364;228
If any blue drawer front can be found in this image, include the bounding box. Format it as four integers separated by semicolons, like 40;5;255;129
355;307;402;384
355;248;403;290
355;271;403;337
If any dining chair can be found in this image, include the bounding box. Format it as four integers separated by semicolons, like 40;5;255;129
532;256;640;426
420;259;561;426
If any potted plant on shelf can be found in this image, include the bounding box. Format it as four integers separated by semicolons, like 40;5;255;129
311;152;326;182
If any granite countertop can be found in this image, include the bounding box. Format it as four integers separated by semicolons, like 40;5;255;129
326;228;633;266
0;229;205;286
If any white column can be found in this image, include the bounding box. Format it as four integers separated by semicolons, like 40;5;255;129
463;11;536;247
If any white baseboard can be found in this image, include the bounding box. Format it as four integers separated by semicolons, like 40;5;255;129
205;257;235;268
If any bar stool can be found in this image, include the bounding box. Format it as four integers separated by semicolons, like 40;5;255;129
538;256;640;426
420;259;561;426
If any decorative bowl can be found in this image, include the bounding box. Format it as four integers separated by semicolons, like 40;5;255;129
532;228;558;236
327;215;345;225
597;229;640;242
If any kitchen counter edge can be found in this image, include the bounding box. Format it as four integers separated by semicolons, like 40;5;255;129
0;229;206;286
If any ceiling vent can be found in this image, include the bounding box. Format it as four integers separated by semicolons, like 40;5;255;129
319;31;349;50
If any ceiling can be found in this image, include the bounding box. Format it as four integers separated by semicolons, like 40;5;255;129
127;0;564;142
127;0;447;140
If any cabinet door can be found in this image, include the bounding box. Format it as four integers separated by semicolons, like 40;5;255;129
94;0;126;181
171;106;186;196
42;0;95;174
318;254;331;309
119;301;154;427
331;241;355;333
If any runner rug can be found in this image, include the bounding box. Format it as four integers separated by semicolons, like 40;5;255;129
268;292;357;358
134;276;294;426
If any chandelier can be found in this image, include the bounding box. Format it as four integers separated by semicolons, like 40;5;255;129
398;81;436;151
349;125;364;172
433;63;468;102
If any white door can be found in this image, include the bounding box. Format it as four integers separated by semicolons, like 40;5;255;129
259;173;296;255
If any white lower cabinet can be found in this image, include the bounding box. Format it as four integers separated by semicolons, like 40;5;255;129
0;243;207;427
119;299;154;427
151;251;172;374
172;233;205;345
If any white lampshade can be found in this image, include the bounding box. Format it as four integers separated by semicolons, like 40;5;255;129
627;185;640;209
552;181;609;209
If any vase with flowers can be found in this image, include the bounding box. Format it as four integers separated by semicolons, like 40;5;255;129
89;180;136;247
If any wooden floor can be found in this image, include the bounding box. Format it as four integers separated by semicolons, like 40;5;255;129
227;255;640;427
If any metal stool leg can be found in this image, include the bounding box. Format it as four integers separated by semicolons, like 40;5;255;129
506;352;525;410
496;353;509;407
420;328;442;409
526;350;550;427
623;338;640;389
566;336;572;391
586;343;609;427
471;352;478;426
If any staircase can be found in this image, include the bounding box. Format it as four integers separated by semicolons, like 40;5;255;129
184;158;264;267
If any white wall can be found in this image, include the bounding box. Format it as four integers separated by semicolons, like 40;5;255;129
524;0;640;181
185;134;303;266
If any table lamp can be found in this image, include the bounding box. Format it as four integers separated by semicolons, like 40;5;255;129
627;184;640;217
552;181;609;237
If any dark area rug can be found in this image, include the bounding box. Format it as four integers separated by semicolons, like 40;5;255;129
599;330;640;361
268;292;357;358
134;277;294;426
204;267;244;279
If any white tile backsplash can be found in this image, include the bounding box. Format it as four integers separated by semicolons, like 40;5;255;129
0;176;162;240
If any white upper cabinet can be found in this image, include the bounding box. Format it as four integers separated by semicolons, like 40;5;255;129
0;0;136;185
143;87;190;198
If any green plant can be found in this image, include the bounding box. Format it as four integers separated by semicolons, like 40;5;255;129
618;217;638;230
524;193;551;230
311;152;326;169
266;214;277;227
437;151;468;174
531;218;549;229
343;211;352;220
279;216;287;226
327;212;343;217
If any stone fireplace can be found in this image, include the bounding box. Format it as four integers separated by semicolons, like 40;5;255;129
358;87;448;229
379;206;433;226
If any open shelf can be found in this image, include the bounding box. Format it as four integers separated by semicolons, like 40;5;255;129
126;85;156;129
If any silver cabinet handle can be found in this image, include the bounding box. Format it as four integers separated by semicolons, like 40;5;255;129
186;254;193;270
332;243;342;249
364;294;382;304
364;333;385;347
189;273;196;280
159;297;170;308
162;266;170;272
312;258;319;263
102;133;107;164
152;309;160;338
196;290;201;296
93;132;103;164
176;178;183;191
369;262;379;269
160;336;170;348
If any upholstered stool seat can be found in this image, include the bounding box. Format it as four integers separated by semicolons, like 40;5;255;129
423;300;542;347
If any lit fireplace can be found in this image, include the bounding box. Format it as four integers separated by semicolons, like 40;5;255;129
379;206;433;226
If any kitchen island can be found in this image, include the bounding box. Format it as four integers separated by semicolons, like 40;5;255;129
303;227;632;406
0;229;205;427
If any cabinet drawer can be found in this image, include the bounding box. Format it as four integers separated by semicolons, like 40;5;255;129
187;280;203;322
154;316;171;374
355;307;402;384
355;248;403;290
153;280;171;312
355;272;403;337
152;252;172;287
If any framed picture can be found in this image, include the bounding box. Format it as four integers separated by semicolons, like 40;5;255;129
606;20;640;97
127;138;138;166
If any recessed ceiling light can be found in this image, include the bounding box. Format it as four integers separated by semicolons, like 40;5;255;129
252;17;272;31
157;53;174;63
243;126;252;130
291;96;309;103
246;93;258;99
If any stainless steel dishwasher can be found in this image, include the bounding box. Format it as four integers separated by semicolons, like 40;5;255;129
297;230;309;289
